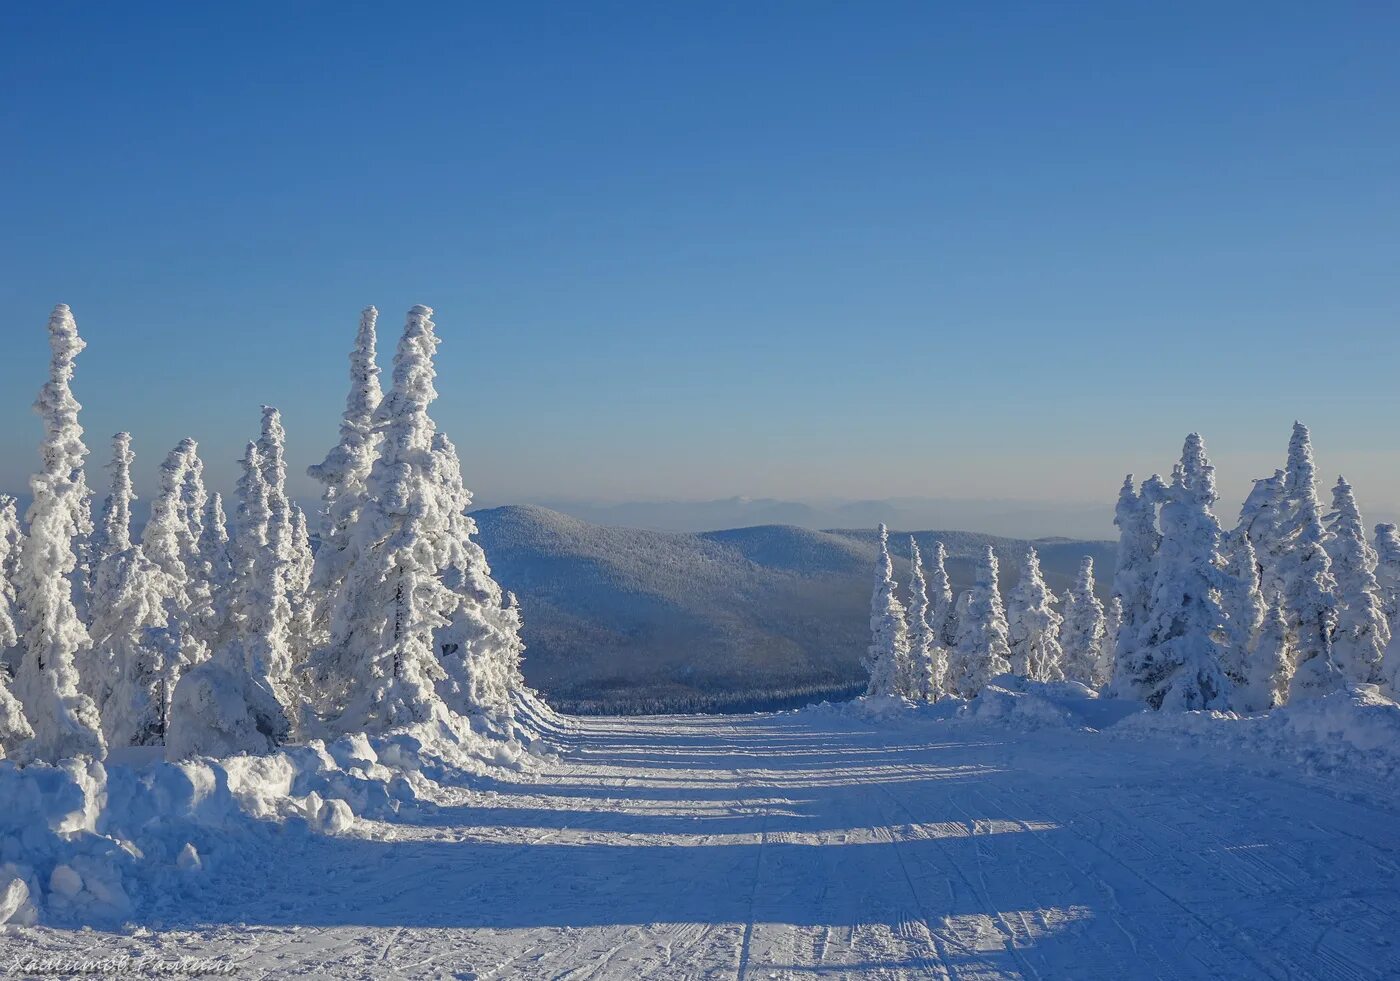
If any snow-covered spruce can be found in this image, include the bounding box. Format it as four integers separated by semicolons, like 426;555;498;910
167;442;293;758
1236;469;1288;607
0;498;23;660
1240;594;1294;712
904;538;946;700
1100;596;1122;687
1109;473;1165;697
926;540;957;648
1006;546;1064;682
950;546;1011;697
864;524;908;699
13;305;105;763
197;492;234;648
1220;531;1265;694
1129;434;1232;710
255;407;306;696
314;306;525;734
87;434;176;747
1376;523;1400;636
0;495;34;756
1060;556;1107;687
1280;425;1344;701
1324;476;1388;686
307;306;382;637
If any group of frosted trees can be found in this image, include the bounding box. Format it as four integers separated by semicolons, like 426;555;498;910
867;424;1400;713
1110;425;1400;711
865;525;1116;701
0;304;527;764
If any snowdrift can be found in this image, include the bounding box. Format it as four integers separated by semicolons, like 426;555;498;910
1112;683;1400;781
0;712;547;926
800;678;1400;783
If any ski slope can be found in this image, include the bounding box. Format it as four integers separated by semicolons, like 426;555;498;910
7;711;1398;979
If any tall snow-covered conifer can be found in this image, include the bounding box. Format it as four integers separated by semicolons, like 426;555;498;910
1006;547;1063;681
1323;476;1387;685
1110;474;1165;696
1130;435;1231;710
14;305;105;762
0;497;34;756
167;442;293;757
1100;596;1123;686
318;306;524;732
1240;595;1293;712
1236;470;1288;604
864;524;908;698
951;547;1011;696
88;434;174;747
904;538;945;700
1061;557;1107;686
926;541;957;648
307;307;382;617
1220;532;1266;694
1279;425;1343;701
1376;523;1400;636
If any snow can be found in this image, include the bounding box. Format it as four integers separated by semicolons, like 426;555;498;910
5;699;1400;978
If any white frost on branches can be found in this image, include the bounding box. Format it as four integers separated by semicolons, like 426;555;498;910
1006;547;1064;682
864;524;907;699
13;305;105;762
951;547;1011;697
1060;557;1106;687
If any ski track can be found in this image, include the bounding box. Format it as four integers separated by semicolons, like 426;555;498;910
5;713;1399;979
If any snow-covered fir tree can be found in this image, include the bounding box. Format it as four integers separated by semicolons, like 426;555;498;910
1100;596;1123;686
315;306;524;733
864;524;908;699
198;492;234;643
1061;557;1107;687
0;497;34;757
428;432;525;725
1376;522;1400;635
1129;435;1231;710
0;497;23;662
926;541;957;648
1006;547;1063;681
1323;476;1388;685
140;441;209;712
951;547;1011;697
253;407;303;703
287;504;318;666
167;442;293;758
1220;531;1266;693
1235;470;1288;603
177;441;217;652
1279;425;1344;701
904;538;946;700
87;434;175;747
307;307;382;629
1239;595;1293;712
1109;473;1165;696
14;305;106;762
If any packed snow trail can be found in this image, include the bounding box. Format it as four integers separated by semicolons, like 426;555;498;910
7;711;1399;979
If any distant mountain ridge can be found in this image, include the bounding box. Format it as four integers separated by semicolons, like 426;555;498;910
472;504;1115;713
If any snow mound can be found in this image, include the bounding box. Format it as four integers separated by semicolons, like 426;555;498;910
1111;684;1400;780
0;714;539;925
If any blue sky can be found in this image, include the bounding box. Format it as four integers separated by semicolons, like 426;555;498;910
2;2;1398;524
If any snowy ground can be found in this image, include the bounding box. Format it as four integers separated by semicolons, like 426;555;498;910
5;710;1398;979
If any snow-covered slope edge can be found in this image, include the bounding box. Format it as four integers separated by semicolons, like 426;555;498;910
0;714;545;926
798;677;1400;785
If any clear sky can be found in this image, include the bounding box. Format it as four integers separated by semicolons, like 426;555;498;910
2;2;1398;526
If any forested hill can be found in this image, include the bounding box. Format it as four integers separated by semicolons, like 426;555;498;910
472;504;1115;713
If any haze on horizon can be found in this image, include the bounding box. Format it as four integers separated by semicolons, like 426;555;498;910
3;4;1398;534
